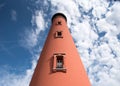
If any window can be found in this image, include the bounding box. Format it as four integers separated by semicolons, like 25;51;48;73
57;31;62;37
55;31;63;38
56;21;62;25
53;53;66;72
56;55;63;68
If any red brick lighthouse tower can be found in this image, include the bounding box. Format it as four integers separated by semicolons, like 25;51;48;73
29;13;91;86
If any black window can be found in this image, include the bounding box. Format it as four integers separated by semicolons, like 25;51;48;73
57;21;62;25
57;31;62;37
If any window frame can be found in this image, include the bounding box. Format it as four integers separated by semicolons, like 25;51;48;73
53;53;66;72
54;31;63;38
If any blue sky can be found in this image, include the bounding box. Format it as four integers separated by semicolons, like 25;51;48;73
0;0;120;86
0;0;33;74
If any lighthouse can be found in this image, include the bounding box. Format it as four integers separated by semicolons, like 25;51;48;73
29;13;91;86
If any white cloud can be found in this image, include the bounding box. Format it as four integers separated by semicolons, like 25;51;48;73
20;11;45;52
11;10;17;21
76;0;92;12
32;11;45;32
106;2;120;30
51;0;81;27
91;0;109;18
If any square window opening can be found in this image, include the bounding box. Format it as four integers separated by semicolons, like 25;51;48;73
57;21;62;25
57;32;62;37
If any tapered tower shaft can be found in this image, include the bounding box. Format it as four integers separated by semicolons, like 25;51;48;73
29;13;91;86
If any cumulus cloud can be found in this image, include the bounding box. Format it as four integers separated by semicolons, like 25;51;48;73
20;11;45;52
1;0;120;86
106;2;120;29
32;11;45;32
51;0;81;27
